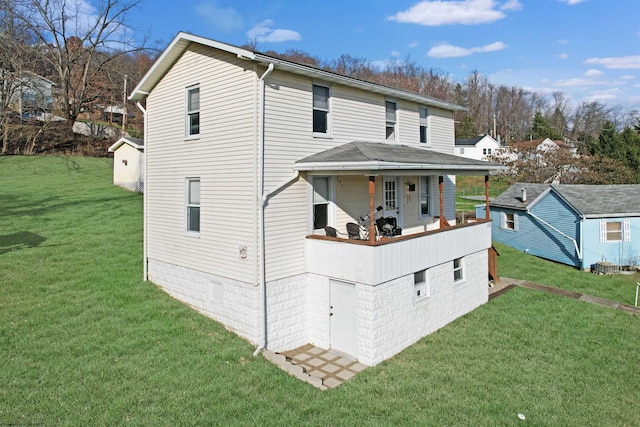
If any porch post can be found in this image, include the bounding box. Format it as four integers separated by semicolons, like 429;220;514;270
438;176;445;229
484;175;490;220
368;176;376;244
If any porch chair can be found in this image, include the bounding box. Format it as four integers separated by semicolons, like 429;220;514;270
346;222;362;240
324;226;347;238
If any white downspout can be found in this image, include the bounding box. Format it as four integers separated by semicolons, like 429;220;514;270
527;210;582;261
254;63;274;357
135;101;148;281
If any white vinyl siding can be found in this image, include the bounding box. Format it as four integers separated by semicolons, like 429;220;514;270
145;45;258;284
428;108;455;154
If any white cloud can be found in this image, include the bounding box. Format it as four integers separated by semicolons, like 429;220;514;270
246;19;301;43
558;0;587;5
620;75;635;80
195;2;244;33
391;50;401;57
408;41;419;48
387;0;513;26
584;55;640;70
585;88;620;102
556;53;568;59
557;39;569;44
555;78;602;87
584;69;602;77
428;41;507;58
501;0;523;11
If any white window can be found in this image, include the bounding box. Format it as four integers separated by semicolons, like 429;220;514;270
483;148;492;155
313;177;331;230
501;212;517;230
600;219;631;242
186;85;200;137
460;147;465;155
453;258;464;282
312;84;330;135
419;176;432;218
385;101;397;141
419;107;429;145
414;269;430;299
186;178;200;233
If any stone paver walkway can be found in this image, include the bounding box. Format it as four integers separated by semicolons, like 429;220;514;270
263;344;367;390
491;277;640;315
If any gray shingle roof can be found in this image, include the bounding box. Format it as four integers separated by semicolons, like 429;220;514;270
295;141;506;173
491;183;640;217
455;136;484;146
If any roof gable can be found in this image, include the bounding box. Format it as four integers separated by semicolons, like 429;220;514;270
108;136;144;152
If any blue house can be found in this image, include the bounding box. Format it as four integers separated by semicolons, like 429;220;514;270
476;183;640;270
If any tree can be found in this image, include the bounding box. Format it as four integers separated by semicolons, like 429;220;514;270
13;0;148;127
531;111;563;140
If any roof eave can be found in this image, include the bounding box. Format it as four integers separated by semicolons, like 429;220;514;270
294;161;504;174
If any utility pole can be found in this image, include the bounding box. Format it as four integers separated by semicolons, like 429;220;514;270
122;74;127;132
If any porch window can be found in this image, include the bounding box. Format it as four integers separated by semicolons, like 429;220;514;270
453;258;464;282
312;84;330;135
385;101;397;141
414;269;430;299
186;85;200;137
313;177;330;230
186;178;200;233
419;107;429;145
419;176;431;218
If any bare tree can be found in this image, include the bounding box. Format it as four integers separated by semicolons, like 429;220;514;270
13;0;148;128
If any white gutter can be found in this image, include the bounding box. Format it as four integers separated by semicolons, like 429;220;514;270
254;62;274;357
527;210;582;260
135;101;148;281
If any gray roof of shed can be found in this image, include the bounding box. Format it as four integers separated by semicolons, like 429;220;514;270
455;136;484;146
491;183;640;217
295;141;506;174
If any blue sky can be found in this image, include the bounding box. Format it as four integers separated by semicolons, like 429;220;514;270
130;0;640;109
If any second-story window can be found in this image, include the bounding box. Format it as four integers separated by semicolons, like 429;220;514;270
386;101;397;141
419;107;429;145
313;84;330;135
186;85;200;137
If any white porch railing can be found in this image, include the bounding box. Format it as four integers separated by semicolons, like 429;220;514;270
305;220;493;285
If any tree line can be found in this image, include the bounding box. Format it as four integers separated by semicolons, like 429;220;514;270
1;0;638;183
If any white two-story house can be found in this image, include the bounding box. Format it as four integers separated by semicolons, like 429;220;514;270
129;33;505;366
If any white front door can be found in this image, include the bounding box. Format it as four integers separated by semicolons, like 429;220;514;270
383;176;400;222
330;280;357;357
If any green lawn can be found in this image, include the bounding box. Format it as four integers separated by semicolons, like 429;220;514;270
1;156;639;426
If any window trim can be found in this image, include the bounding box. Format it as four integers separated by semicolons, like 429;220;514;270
385;100;398;142
414;269;430;300
453;257;464;283
185;85;200;139
312;83;331;138
419;106;430;146
310;176;335;232
186;177;200;235
419;176;432;219
501;212;517;231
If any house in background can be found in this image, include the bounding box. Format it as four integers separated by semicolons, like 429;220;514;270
129;32;505;366
0;70;56;118
455;135;503;160
108;136;144;192
511;137;573;154
476;183;640;270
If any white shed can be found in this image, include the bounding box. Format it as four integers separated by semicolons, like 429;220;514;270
108;136;144;192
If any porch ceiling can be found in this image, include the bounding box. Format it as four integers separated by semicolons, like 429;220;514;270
294;141;507;175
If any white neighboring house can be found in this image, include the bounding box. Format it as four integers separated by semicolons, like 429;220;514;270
108;136;144;192
0;69;56;117
129;32;505;366
455;135;503;160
